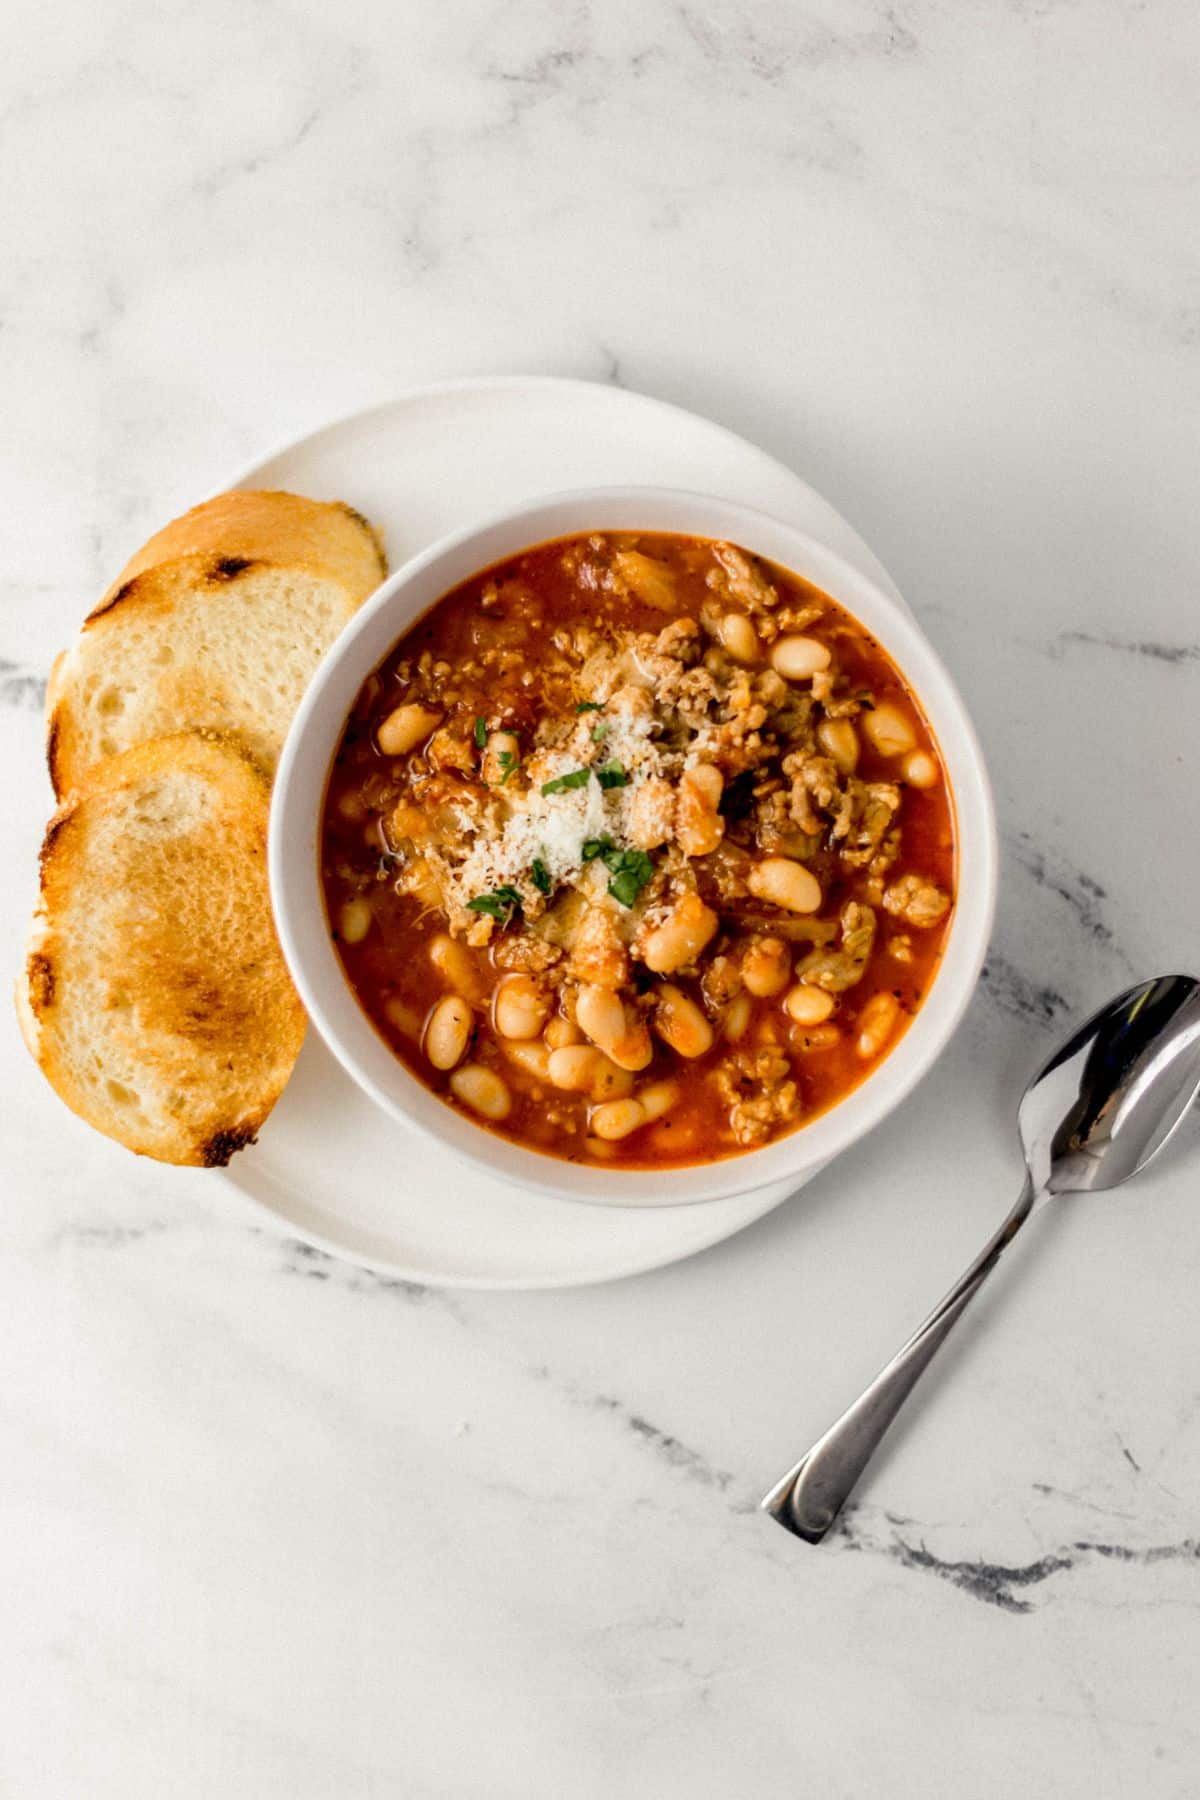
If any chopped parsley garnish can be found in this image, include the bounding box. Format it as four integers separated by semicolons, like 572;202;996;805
473;716;488;748
541;767;592;795
574;700;603;714
466;885;523;925
496;748;520;786
594;759;629;790
579;837;655;907
541;759;628;796
530;858;552;895
601;847;654;907
591;720;611;741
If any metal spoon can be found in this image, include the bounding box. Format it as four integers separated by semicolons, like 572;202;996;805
762;974;1200;1542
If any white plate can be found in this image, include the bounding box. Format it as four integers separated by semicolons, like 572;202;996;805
219;376;909;1289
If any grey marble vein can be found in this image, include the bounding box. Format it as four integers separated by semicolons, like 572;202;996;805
833;1510;1200;1615
0;659;47;709
981;948;1071;1025
1008;830;1116;950
278;1236;441;1309
1052;631;1200;667
676;4;918;78
587;1392;737;1492
49;1218;175;1251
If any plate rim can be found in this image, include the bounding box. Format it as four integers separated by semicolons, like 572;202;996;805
218;372;903;603
229;1130;809;1291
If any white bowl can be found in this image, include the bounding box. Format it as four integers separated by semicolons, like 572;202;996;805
270;488;997;1207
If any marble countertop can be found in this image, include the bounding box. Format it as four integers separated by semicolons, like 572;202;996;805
3;3;1199;1794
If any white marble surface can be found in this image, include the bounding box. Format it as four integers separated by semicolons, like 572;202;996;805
3;2;1200;1793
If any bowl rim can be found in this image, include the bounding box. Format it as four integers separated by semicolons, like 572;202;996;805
270;485;998;1208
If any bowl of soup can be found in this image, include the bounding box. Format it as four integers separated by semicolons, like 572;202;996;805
270;488;996;1206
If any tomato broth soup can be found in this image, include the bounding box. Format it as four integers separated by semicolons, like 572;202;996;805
320;533;956;1168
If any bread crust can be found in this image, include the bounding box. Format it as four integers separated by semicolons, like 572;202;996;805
47;490;387;798
96;489;386;609
19;731;306;1166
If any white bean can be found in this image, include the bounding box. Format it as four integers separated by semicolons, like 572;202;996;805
428;933;484;1001
637;1079;681;1122
741;934;792;998
784;984;835;1026
816;717;859;775
747;857;822;915
640;893;718;974
901;749;939;789
653;984;714;1059
575;979;651;1058
544;1016;584;1050
862;703;916;758
577;984;654;1073
493;974;549;1041
856;992;901;1060
338;898;372;945
547;1045;634;1100
611;1023;652;1071
424;994;473;1070
685;763;724;809
575;983;625;1049
771;635;831;682
720;612;761;663
502;1040;552;1082
449;1063;512;1120
377;703;443;756
589;1058;636;1101
723;992;753;1040
547;1045;599;1091
590;1098;648;1142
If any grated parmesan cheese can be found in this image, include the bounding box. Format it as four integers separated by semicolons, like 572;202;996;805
449;703;673;909
456;771;606;897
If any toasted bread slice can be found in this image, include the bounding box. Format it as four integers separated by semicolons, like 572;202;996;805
47;489;386;797
17;732;306;1166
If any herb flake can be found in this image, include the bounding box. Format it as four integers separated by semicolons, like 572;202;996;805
541;767;592;796
594;760;629;791
530;858;552;896
473;716;488;749
580;837;655;906
601;847;654;908
466;885;523;926
574;700;603;714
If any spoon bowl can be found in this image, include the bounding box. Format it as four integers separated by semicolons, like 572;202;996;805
1021;974;1200;1195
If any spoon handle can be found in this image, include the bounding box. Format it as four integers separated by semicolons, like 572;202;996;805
762;1174;1040;1541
